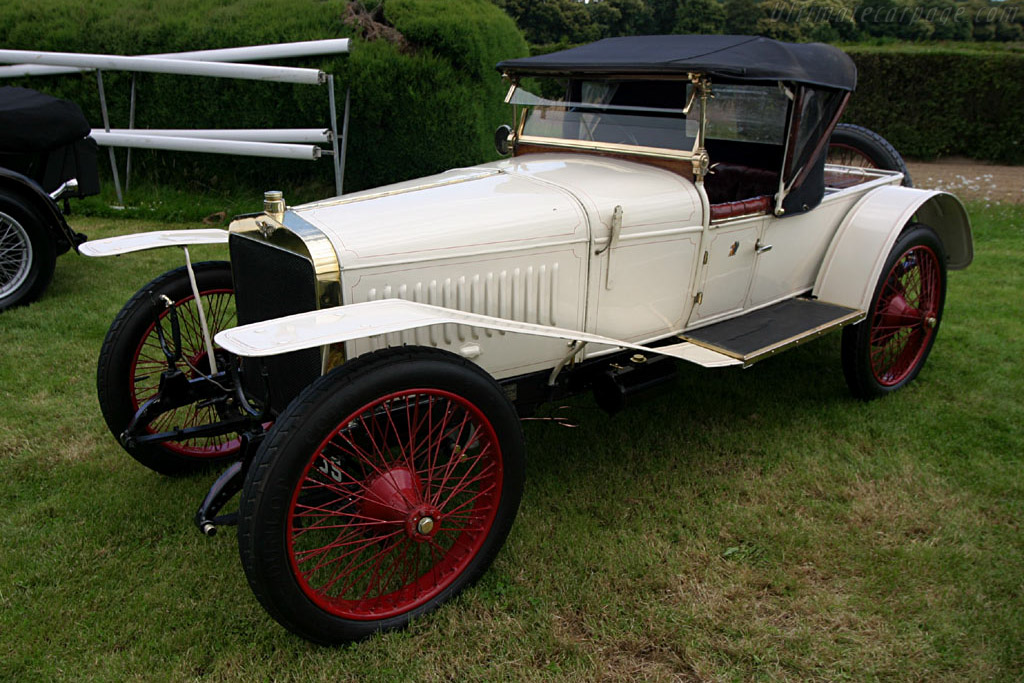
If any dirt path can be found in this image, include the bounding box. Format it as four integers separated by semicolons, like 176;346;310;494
905;158;1024;204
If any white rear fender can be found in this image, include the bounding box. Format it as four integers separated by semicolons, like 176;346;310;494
78;229;229;257
214;299;741;369
813;187;972;311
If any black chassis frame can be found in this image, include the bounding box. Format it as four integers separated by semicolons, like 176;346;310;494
121;296;271;536
134;296;680;538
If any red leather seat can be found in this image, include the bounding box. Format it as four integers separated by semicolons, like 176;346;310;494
709;195;772;221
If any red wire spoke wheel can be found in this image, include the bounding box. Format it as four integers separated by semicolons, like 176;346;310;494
867;244;942;386
97;261;242;475
239;347;524;644
842;224;947;400
129;286;237;457
290;389;502;619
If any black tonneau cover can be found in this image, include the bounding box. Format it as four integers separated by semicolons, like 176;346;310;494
0;86;91;154
497;35;856;91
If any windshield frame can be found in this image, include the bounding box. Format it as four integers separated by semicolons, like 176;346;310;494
505;74;707;166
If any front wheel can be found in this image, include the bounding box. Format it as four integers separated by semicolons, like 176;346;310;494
239;347;525;644
842;224;947;400
96;261;239;475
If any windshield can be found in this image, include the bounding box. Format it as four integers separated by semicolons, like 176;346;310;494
509;78;792;160
511;79;697;156
704;84;790;145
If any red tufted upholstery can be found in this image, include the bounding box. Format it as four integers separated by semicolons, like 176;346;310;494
709;195;772;221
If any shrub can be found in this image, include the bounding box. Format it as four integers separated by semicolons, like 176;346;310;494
844;45;1024;163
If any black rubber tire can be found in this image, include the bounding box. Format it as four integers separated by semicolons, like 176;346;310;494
239;346;526;644
0;188;57;312
829;123;913;187
842;224;947;401
96;261;239;475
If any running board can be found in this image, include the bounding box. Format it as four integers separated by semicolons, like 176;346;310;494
682;299;864;365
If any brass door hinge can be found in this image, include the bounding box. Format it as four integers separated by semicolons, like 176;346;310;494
693;291;703;305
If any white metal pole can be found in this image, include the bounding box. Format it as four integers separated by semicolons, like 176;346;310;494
0;39;350;79
101;128;331;143
181;247;219;377
126;73;137;193
339;87;351;195
90;132;322;160
327;75;342;196
95;71;124;206
0;50;324;85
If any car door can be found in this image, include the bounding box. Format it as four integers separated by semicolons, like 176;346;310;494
686;213;765;326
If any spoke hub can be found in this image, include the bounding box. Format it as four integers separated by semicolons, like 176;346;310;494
407;505;441;541
360;467;423;526
879;292;922;330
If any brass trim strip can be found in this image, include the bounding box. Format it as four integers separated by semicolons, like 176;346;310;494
516;134;695;162
229;211;344;372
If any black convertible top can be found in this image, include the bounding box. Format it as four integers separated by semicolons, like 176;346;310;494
497;35;856;91
0;86;91;154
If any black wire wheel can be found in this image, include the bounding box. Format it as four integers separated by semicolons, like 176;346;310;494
238;347;525;644
828;123;913;187
96;261;241;475
0;188;56;312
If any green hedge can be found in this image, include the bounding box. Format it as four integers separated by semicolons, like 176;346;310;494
0;0;527;200
844;45;1024;163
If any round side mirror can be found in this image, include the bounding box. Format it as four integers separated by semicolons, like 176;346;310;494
494;124;513;156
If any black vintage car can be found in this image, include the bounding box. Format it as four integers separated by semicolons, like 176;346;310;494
0;86;97;311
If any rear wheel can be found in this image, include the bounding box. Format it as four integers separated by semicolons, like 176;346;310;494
842;224;946;400
239;347;525;644
0;188;56;311
828;123;913;187
96;261;239;475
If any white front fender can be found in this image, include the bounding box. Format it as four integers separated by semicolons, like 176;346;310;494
78;229;229;257
214;299;741;369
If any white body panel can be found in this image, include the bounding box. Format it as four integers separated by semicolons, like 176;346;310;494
746;184;874;308
687;171;900;328
78;229;229;257
292;154;703;377
89;156;970;386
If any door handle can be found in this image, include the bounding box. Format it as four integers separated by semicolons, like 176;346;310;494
755;240;773;254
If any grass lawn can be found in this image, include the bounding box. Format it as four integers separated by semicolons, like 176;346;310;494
1;204;1021;681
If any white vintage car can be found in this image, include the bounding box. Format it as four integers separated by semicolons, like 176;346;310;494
82;35;972;643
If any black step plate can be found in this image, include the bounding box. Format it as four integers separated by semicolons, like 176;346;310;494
683;299;862;362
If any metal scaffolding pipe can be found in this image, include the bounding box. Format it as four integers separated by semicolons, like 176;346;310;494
103;128;331;143
90;131;321;160
0;39;350;79
0;50;324;84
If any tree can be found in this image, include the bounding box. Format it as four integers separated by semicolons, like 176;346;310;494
589;0;652;37
723;0;762;35
673;0;726;33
